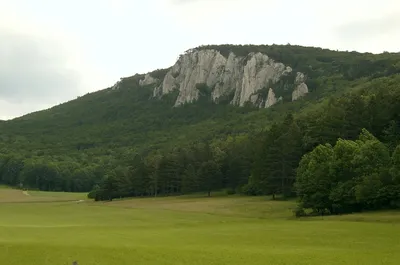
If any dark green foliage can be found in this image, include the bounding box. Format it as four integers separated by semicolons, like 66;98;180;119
295;143;335;212
0;73;273;192
390;145;400;184
198;160;222;197
249;74;400;206
295;130;400;215
214;90;235;105
290;73;400;215
0;45;399;205
89;139;254;198
87;184;100;199
148;68;170;80
251;114;303;198
383;120;400;152
195;83;212;95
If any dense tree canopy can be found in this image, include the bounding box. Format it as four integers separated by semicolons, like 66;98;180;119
295;130;400;214
0;45;399;214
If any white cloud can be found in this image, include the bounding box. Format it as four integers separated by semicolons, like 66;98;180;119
166;0;400;52
0;30;82;102
0;0;115;119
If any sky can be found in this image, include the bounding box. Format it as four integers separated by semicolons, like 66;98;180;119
0;0;399;120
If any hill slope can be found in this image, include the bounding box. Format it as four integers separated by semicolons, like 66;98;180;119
0;44;399;193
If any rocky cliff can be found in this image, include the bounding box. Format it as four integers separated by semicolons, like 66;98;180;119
143;49;308;108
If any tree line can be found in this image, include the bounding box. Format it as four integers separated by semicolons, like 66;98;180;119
0;47;399;217
88;134;255;200
1;74;399;216
90;75;400;211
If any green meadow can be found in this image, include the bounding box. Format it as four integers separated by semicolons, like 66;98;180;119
0;188;399;265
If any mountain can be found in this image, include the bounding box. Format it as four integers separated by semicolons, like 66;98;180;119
0;44;399;194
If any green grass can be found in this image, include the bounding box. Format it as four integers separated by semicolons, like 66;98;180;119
0;191;399;265
27;190;87;200
0;188;86;203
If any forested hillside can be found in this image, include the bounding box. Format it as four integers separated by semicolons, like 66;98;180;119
0;44;399;214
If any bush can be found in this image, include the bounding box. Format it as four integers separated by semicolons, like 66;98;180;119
225;188;236;195
240;182;263;196
87;190;97;199
293;206;306;218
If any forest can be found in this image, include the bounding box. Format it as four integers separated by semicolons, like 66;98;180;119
0;44;399;215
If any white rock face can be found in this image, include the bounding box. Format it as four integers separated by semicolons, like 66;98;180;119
292;83;309;101
292;72;309;101
212;53;244;102
154;49;307;107
159;50;227;106
265;88;277;108
139;74;158;86
232;53;290;106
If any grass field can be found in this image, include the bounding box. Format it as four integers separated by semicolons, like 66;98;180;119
0;189;399;265
0;187;86;203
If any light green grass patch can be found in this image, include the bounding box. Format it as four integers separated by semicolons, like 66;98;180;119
27;190;87;200
0;192;399;265
0;188;86;203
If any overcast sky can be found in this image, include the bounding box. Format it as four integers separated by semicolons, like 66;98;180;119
0;0;399;120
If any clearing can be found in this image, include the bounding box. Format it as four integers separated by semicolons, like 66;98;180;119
0;188;399;265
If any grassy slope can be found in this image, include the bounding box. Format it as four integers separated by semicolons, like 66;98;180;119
0;189;399;265
0;187;86;203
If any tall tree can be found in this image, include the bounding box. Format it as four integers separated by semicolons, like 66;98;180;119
198;160;222;197
294;143;334;213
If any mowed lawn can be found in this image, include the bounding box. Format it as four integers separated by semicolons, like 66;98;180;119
0;190;399;265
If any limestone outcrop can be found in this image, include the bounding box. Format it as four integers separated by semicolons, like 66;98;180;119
139;49;308;107
265;88;277;108
292;72;309;101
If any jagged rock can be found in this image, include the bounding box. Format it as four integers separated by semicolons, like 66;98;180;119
292;83;309;101
212;52;243;103
139;74;158;86
161;50;227;106
295;72;306;84
153;85;163;97
154;49;306;107
232;53;290;106
292;72;309;101
265;88;277;108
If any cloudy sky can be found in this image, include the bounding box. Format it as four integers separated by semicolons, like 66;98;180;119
0;0;399;120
